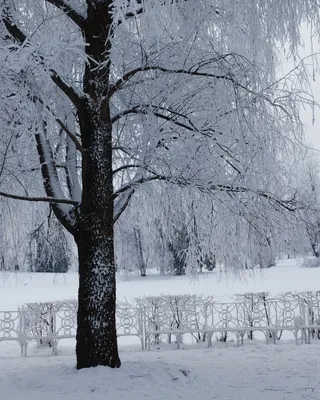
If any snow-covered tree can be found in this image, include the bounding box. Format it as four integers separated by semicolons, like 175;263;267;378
0;0;320;368
292;148;320;257
28;212;71;273
0;199;29;270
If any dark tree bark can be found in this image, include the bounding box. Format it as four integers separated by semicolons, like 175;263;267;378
75;220;120;368
73;1;121;369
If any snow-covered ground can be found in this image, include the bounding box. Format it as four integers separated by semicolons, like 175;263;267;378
1;258;320;310
1;343;320;400
1;258;320;399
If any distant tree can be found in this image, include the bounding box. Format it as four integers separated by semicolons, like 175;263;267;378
0;198;35;271
28;213;70;273
294;150;320;258
304;171;320;258
168;223;189;276
133;227;148;277
200;253;216;272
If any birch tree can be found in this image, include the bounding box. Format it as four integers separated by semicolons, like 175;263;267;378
0;0;320;369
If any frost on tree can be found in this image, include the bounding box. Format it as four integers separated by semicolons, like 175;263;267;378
0;0;320;368
291;149;320;259
27;212;71;273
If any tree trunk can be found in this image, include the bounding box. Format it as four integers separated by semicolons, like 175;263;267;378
74;1;120;369
134;227;147;277
75;100;121;368
75;222;120;369
311;242;320;258
75;102;120;368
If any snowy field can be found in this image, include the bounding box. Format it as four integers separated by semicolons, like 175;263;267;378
2;258;320;399
1;258;320;310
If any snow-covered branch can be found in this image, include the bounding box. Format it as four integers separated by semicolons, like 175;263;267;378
0;191;78;205
1;10;84;109
65;115;82;202
56;119;84;154
107;60;242;98
45;0;86;29
114;188;135;222
34;125;76;233
114;172;302;213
